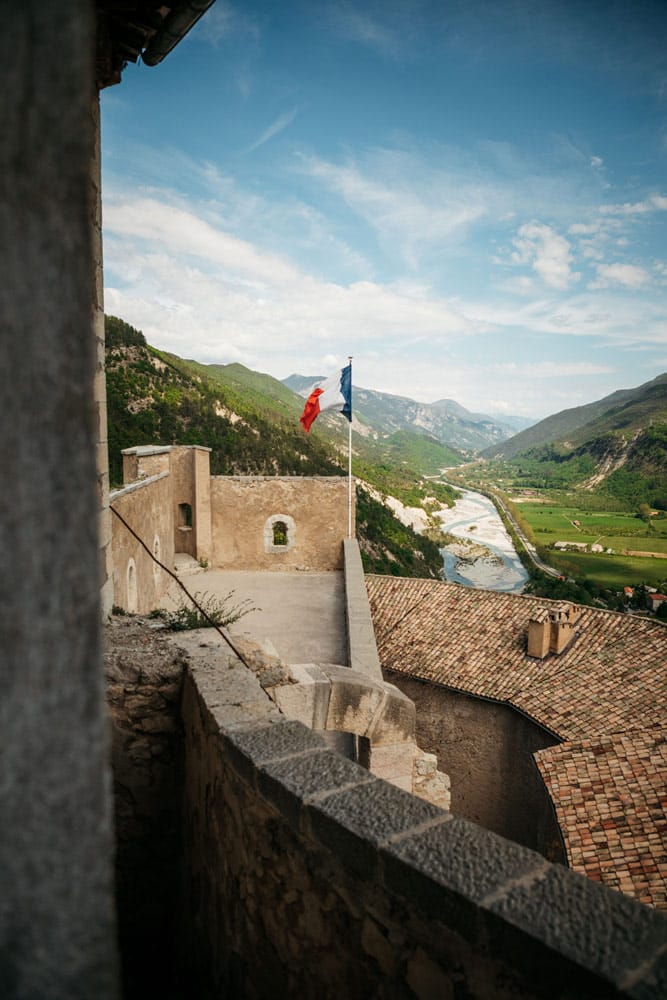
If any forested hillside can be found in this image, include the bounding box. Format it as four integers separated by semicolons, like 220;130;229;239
105;315;445;578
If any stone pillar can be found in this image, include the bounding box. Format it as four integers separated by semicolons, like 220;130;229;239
0;3;120;996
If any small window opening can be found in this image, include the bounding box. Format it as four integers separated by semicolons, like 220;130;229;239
272;520;288;546
178;503;193;528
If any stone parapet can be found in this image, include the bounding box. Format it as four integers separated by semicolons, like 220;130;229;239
343;537;383;679
182;649;667;999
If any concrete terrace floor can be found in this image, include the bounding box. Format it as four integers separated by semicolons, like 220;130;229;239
161;559;348;666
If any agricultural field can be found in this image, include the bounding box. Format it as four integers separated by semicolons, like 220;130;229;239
511;500;667;588
546;551;667;590
516;503;667;552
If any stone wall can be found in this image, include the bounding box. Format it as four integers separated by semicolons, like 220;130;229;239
180;648;667;1000
169;445;212;562
110;473;174;613
210;476;350;571
386;672;565;861
105;619;187;998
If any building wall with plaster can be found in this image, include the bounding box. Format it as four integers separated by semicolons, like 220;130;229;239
110;451;353;612
386;672;565;862
210;476;351;571
110;473;174;613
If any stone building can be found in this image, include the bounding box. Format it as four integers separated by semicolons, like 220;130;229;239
2;4;666;999
111;444;351;612
367;576;667;910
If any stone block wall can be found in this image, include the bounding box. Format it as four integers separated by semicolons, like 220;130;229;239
105;619;188;997
210;476;350;571
180;650;667;1000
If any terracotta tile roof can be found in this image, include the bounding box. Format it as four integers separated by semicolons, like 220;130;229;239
366;575;667;909
535;729;667;910
366;576;667;742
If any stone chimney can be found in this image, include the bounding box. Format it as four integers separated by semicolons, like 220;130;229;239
527;602;580;659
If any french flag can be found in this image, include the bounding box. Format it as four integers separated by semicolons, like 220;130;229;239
300;364;352;433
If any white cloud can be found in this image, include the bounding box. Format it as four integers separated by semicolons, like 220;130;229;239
590;156;604;168
491;361;614;378
246;107;300;153
103;191;477;378
193;2;258;47
325;3;405;58
511;222;579;290
589;263;651;289
467;291;667;346
600;193;667;216
568;222;601;235
300;152;489;267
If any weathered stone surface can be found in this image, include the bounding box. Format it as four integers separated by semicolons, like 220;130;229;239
1;8;119;996
309;779;446;878
232;636;293;689
210;476;350;571
180;632;667;1000
257;748;374;827
104;619;187;995
368;741;416;791
270;663;332;728
324;665;387;736
383;816;543;914
343;537;383;680
488;864;667;991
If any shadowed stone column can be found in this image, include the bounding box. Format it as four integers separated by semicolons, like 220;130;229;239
0;3;119;997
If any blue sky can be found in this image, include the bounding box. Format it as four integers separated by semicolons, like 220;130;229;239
101;0;667;419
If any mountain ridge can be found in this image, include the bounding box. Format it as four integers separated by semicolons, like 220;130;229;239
483;373;667;460
282;374;531;452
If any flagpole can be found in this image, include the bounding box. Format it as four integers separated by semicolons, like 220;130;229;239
348;356;353;538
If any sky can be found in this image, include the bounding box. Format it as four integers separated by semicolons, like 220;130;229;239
101;0;667;420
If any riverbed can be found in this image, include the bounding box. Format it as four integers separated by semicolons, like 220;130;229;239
436;488;528;593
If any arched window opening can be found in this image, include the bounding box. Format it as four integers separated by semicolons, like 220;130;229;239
272;520;288;546
264;514;296;553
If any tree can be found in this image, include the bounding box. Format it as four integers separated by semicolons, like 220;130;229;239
638;502;652;523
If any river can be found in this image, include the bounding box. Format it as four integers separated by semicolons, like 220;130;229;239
436;488;529;594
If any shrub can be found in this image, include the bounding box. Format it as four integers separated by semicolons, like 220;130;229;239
155;591;256;631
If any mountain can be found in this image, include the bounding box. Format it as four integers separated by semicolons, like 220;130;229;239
283;376;524;453
483;374;667;460
169;359;463;490
482;373;667;506
105;315;447;579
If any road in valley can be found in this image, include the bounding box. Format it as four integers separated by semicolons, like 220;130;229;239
489;492;563;579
